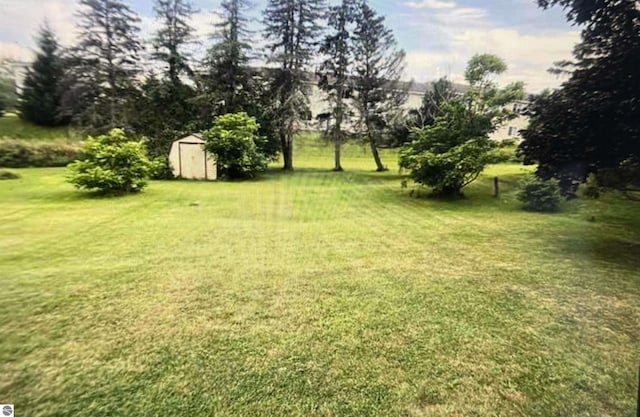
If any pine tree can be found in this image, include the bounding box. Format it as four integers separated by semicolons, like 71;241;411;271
318;0;357;172
20;23;67;126
351;1;406;172
63;0;143;130
152;0;197;85
135;0;198;168
263;0;326;170
207;0;253;114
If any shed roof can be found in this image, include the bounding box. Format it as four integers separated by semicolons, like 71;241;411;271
175;133;204;144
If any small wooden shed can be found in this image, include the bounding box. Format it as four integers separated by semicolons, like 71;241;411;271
168;134;217;181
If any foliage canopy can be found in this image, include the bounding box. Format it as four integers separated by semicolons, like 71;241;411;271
519;0;640;196
202;112;268;180
400;54;524;197
67;128;157;194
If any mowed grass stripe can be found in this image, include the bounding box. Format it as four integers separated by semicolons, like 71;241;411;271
0;137;639;416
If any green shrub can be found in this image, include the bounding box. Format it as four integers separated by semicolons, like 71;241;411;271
202;112;268;180
596;157;640;192
0;170;20;180
398;97;508;197
517;176;562;212
582;174;601;199
0;139;81;168
67;129;157;194
489;142;522;164
149;155;174;180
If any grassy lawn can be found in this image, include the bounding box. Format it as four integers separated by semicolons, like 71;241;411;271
1;137;639;416
0;113;80;141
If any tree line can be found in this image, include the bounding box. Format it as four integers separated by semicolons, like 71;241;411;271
17;0;639;200
18;0;408;173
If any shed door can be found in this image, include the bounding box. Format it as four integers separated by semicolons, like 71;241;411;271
179;143;207;179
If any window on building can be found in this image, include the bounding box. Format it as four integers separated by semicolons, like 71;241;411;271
508;127;517;136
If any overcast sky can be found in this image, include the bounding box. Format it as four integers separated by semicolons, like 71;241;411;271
0;0;580;92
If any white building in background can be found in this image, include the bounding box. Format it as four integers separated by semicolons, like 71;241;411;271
491;100;530;142
304;76;529;142
0;59;30;94
2;58;529;140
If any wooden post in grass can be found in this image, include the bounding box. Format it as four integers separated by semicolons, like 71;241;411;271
493;176;499;198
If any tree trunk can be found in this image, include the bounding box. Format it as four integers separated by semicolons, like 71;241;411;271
367;125;386;172
334;97;343;171
334;134;343;171
281;129;294;170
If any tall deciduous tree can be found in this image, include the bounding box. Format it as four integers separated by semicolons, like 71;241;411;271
519;0;640;196
351;1;406;172
263;0;325;170
63;0;142;130
152;0;198;85
20;23;67;126
318;0;356;172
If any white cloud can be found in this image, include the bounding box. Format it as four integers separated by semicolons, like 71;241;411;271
403;28;579;92
0;0;220;59
1;0;580;92
400;2;579;92
0;0;77;61
405;0;456;10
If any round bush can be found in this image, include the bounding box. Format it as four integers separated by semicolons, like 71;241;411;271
202;113;268;180
517;175;562;212
67;129;157;194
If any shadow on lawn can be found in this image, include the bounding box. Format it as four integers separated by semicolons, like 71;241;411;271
560;234;640;272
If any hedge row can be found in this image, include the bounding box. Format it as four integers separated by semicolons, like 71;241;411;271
0;139;82;168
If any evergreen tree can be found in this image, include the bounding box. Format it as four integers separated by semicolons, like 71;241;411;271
130;75;197;175
20;23;67;126
134;0;199;171
351;1;406;172
519;0;640;196
58;53;102;128
206;0;253;115
62;0;143;130
198;0;280;162
152;0;197;85
318;0;357;172
263;0;326;170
